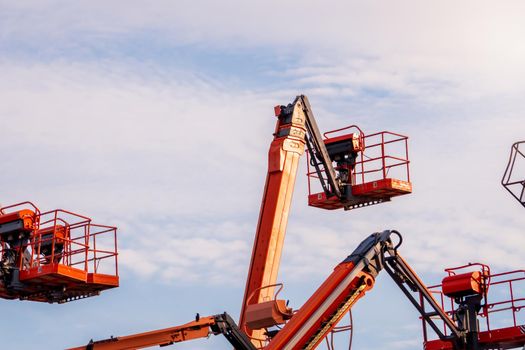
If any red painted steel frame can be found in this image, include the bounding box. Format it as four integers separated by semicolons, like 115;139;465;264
0;202;119;302
307;129;411;209
422;264;525;350
68;316;217;350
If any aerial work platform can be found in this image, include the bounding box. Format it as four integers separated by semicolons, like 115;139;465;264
421;263;525;350
307;127;412;210
0;202;118;303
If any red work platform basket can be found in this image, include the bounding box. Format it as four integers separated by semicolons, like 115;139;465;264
0;202;118;303
420;263;525;350
307;126;412;210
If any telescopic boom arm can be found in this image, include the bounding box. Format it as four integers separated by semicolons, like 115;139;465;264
239;95;343;343
69;313;256;350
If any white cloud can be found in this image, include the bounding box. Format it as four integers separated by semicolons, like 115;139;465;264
120;235;249;284
0;60;276;216
0;60;269;288
3;1;525;101
1;51;524;295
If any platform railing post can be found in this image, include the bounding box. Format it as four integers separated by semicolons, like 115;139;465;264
114;228;118;276
405;137;410;182
84;225;89;272
360;145;365;184
419;291;429;343
93;234;97;273
381;133;386;179
509;280;517;327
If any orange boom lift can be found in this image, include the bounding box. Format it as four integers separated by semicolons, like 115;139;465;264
71;96;525;350
239;95;411;345
72;95;412;349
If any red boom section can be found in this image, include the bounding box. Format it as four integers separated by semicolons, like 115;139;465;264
0;202;118;303
422;263;525;350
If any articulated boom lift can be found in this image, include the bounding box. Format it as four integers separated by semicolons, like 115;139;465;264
73;229;525;350
240;95;411;344
73;95;412;349
71;96;524;350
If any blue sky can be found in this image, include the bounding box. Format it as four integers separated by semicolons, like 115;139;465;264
1;1;525;349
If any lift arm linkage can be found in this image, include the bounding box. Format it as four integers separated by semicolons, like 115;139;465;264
265;230;463;350
69;313;256;350
264;231;389;350
71;231;465;350
300;95;342;199
382;250;464;348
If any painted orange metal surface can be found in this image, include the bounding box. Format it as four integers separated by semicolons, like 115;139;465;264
245;299;292;330
239;100;307;345
68;316;217;350
265;261;375;350
87;272;119;287
308;179;412;210
0;209;36;229
351;178;412;197
20;263;87;283
0;202;119;303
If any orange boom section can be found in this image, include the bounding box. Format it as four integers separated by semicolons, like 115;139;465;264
0;201;118;303
239;98;307;344
70;313;257;350
69;316;217;350
264;232;391;350
265;266;375;350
